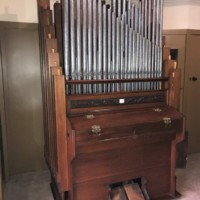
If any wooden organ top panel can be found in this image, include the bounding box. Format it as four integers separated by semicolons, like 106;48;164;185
36;0;185;200
70;106;183;131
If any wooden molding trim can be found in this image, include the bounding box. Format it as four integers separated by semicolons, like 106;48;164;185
0;21;38;29
164;0;200;6
163;29;200;35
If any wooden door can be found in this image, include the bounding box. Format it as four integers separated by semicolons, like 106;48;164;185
184;33;200;153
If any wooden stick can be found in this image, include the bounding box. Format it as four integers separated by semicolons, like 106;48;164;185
124;183;145;200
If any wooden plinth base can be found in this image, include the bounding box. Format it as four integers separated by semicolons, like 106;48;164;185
154;191;181;200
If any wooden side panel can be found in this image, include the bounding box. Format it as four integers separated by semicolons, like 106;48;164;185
48;52;60;67
163;47;171;61
54;2;64;67
37;5;55;167
53;75;69;192
37;0;70;195
168;69;181;110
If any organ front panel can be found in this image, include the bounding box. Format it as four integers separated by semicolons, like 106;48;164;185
36;0;185;199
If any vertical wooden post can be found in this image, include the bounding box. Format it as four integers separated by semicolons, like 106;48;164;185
168;68;181;110
163;45;181;110
53;74;69;192
170;140;176;197
37;0;50;9
54;2;64;67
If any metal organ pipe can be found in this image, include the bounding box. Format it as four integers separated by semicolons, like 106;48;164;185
112;11;116;92
116;17;121;87
69;0;76;81
107;7;112;92
103;4;108;92
93;0;97;93
83;0;88;93
88;0;93;93
61;0;164;94
62;0;70;80
77;0;82;93
98;0;103;92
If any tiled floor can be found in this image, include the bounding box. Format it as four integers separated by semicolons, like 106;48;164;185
4;171;53;200
3;153;200;200
175;153;200;200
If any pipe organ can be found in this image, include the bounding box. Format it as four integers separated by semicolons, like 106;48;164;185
37;0;185;199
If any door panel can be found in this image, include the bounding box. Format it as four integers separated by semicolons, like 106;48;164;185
184;34;200;153
0;118;3;200
0;23;46;175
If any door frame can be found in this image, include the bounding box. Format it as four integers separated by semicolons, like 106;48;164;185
0;24;10;181
0;21;46;177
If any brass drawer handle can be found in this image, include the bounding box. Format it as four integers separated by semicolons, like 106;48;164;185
91;125;101;136
153;108;162;112
163;117;172;127
85;114;95;120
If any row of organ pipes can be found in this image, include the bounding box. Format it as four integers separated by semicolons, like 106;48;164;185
61;0;164;94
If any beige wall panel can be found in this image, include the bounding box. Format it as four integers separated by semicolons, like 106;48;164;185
163;30;200;153
184;34;200;153
0;23;46;175
0;121;3;200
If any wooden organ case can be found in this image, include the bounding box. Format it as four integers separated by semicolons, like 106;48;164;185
37;0;185;199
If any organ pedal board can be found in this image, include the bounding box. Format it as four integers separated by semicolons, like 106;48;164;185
109;178;149;200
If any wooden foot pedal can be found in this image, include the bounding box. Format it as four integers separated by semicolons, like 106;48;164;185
124;183;145;200
109;179;150;200
110;187;128;200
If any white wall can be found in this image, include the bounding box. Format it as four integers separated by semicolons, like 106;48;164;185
0;0;38;23
1;1;200;28
163;0;200;30
189;3;200;29
163;3;190;29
